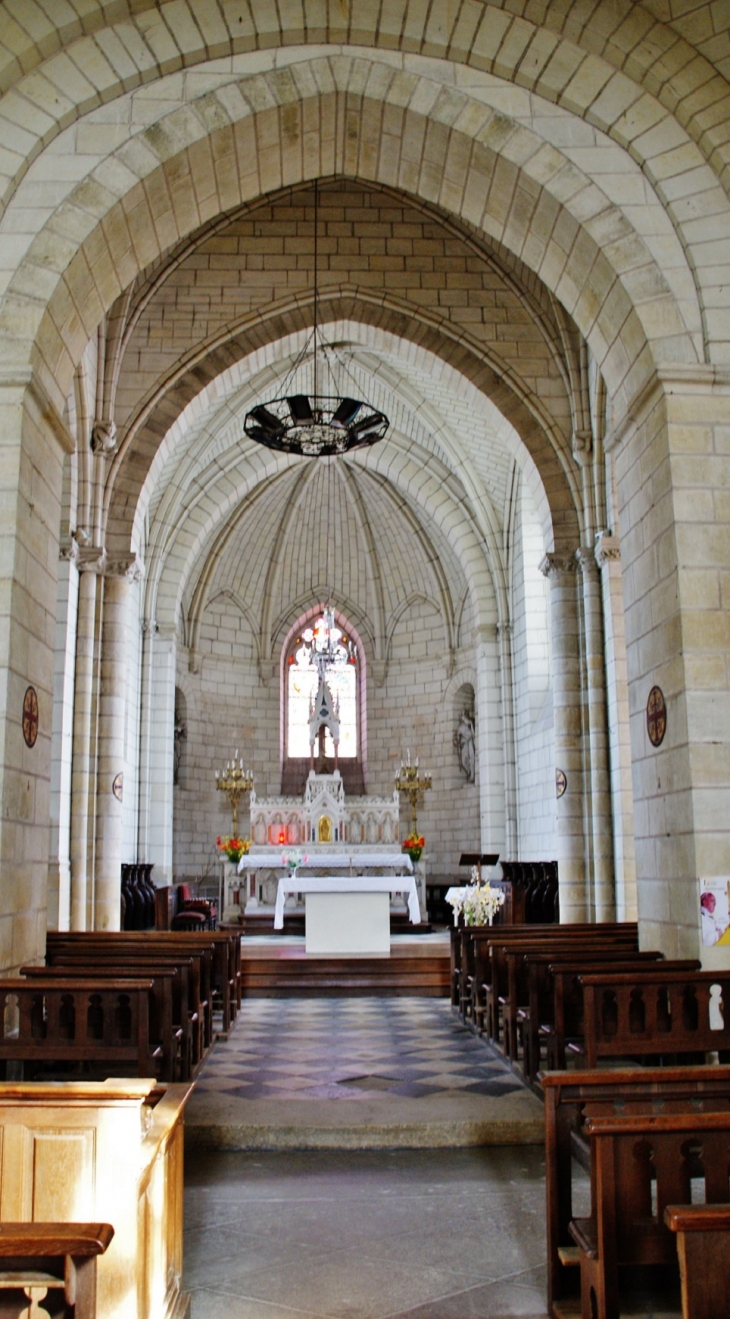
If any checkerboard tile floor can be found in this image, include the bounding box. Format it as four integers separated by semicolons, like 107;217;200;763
197;998;525;1100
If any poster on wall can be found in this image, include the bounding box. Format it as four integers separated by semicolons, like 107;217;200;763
699;877;730;946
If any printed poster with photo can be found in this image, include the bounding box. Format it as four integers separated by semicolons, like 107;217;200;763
699;877;730;946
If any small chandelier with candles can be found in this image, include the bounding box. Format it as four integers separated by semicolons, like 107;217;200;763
244;181;389;458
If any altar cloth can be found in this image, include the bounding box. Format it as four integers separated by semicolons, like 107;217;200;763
274;874;421;930
241;850;413;874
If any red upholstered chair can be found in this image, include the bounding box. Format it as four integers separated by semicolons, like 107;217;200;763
170;884;217;931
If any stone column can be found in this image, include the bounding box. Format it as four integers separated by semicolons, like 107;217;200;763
497;621;518;858
137;622;177;886
94;557;140;931
473;622;505;856
611;369;730;964
69;548;104;930
576;545;615;920
539;553;587;922
595;532;637;922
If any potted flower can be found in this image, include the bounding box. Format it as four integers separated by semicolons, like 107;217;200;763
402;833;425;863
281;848;308;876
461;882;505;926
216;835;251;864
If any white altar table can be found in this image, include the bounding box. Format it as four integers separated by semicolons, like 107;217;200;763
274;874;421;954
241;851;413;874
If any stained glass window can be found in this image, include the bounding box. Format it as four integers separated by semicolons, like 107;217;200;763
286;617;358;758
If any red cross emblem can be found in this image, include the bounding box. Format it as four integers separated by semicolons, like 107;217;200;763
646;685;666;748
22;686;38;748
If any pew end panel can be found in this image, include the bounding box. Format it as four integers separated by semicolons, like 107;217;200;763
0;1078;193;1319
665;1204;730;1319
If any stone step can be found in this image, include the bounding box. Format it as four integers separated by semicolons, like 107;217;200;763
241;953;450;997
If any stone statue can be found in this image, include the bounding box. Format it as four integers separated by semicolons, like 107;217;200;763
453;710;475;783
173;719;186;786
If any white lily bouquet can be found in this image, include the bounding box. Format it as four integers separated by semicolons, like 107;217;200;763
462;881;505;926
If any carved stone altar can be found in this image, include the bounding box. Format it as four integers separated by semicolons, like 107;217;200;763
250;769;400;847
224;771;427;922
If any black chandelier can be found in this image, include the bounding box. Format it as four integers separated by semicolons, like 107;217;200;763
244;181;389;458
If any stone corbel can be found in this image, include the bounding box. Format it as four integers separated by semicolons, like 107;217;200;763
257;657;278;686
90;419;118;457
571;428;593;466
370;659;388;687
594;531;621;569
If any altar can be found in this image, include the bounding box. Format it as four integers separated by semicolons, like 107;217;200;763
273;874;421;953
227;770;427;934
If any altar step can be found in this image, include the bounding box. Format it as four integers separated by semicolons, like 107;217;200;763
240;951;450;998
239;911;433;937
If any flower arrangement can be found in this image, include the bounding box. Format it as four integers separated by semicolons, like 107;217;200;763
402;833;425;863
281;848;308;874
216;835;251;864
462;882;505;927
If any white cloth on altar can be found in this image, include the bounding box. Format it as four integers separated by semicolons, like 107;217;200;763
445;886;470;925
240;850;413;874
274;874;421;929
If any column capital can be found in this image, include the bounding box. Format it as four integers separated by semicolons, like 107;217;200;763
575;544;600;575
594;531;621;568
539;552;578;578
77;545;107;575
105;554;143;582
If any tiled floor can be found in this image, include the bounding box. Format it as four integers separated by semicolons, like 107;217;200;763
194;998;526;1102
184;1146;552;1318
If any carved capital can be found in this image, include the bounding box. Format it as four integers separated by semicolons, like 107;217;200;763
539;552;578;579
90;419;118;456
59;537;79;566
594;532;621;568
575;544;599;575
77;545;106;575
105;554;143;582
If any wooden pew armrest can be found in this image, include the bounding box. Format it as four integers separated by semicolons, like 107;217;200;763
665;1204;730;1233
0;1224;114;1256
568;1217;597;1259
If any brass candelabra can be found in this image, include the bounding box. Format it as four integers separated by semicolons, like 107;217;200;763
394;750;432;833
215;750;254;835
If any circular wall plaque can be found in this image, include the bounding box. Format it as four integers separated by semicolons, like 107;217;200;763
22;686;38;748
555;768;567;799
112;772;124;802
646;685;667;748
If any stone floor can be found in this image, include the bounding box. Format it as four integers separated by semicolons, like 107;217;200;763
187;996;544;1149
183;1146;552;1318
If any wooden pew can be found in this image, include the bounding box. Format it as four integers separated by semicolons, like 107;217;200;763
516;950;668;1082
22;964;184;1082
570;1110;730;1319
0;1222;114;1319
665;1203;730;1319
541;1065;730;1318
579;968;730;1066
485;930;639;1053
544;959;701;1072
0;979;161;1080
46;933;214;1062
460;922;638;1032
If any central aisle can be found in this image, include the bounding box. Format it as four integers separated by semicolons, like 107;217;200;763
186;996;544;1150
184;1145;551;1318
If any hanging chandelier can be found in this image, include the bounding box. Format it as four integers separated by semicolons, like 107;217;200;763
244;181;389;457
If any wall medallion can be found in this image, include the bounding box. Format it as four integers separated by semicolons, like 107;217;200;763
22;686;38;748
112;772;124;802
646;685;667;748
555;768;567;799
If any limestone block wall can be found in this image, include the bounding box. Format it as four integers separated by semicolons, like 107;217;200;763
172;594;486;883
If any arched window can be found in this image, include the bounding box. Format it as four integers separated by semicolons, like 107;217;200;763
281;609;366;795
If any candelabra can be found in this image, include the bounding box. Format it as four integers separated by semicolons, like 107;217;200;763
394;750;432;832
215;750;254;835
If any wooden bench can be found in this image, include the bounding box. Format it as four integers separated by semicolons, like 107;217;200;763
541;1065;730;1318
579;968;730;1067
44;945;203;1077
570;1109;730;1319
47;932;216;1062
483;930;639;1053
665;1203;730;1319
22;963;184;1082
516;950;668;1082
0;979;162;1080
0;1222;114;1319
458;922;638;1032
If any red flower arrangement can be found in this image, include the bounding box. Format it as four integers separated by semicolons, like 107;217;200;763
402;833;425;862
216;835;251;864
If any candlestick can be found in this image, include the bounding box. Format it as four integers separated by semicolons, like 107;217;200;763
214;756;254;834
394;756;432;833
